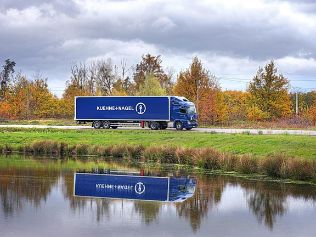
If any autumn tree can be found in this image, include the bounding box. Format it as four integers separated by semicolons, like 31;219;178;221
173;57;225;124
1;73;59;119
223;90;248;121
173;57;218;108
138;74;167;96
173;57;217;103
307;100;316;125
247;61;291;120
133;54;172;93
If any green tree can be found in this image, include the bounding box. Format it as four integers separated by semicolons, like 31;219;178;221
248;61;291;119
137;74;166;96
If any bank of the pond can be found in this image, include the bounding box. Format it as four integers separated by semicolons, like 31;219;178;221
0;128;316;159
1;140;316;183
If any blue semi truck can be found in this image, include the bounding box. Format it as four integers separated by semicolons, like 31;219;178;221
74;96;198;130
74;172;196;202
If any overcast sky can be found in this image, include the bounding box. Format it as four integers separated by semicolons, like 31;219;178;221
1;0;316;96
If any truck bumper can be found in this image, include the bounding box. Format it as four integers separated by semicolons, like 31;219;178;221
185;121;198;128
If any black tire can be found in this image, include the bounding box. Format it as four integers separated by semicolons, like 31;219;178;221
186;127;192;130
111;126;118;129
93;120;102;129
175;121;183;131
150;122;160;130
103;121;111;129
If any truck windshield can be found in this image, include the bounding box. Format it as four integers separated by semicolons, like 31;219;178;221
187;105;196;114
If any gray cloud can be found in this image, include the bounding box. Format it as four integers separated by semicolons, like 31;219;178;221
0;0;316;95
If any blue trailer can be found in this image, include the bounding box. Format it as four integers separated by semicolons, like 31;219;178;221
74;172;196;202
74;96;198;130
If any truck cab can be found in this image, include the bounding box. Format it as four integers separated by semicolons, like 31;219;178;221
170;96;198;130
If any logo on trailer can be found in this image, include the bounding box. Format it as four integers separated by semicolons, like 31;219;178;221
135;182;145;194
135;102;146;115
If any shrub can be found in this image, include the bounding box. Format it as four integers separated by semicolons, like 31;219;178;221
259;154;285;177
159;146;178;164
143;147;164;163
237;155;258;174
175;147;196;165
31;140;59;155
125;145;145;160
110;145;127;158
196;148;222;170
221;154;239;171
59;142;68;156
75;144;89;156
280;159;316;180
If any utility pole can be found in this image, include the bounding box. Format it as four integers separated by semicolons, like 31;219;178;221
296;92;298;116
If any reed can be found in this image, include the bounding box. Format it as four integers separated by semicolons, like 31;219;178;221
1;140;315;182
237;155;258;174
259;154;285;178
280;158;316;181
196;148;222;170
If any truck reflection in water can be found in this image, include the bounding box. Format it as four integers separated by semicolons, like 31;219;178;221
74;171;196;202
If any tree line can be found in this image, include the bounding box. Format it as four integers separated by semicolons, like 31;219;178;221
0;55;316;125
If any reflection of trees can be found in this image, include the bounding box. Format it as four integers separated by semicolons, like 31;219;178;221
62;172;112;222
175;174;316;232
0;167;59;217
246;190;286;229
133;201;161;225
176;176;227;232
242;182;316;230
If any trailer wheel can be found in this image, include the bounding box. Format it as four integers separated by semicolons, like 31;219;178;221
102;121;110;129
175;121;183;131
93;120;102;129
150;122;160;130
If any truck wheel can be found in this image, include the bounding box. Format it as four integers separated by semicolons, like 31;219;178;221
175;121;183;131
93;120;102;129
150;122;160;130
111;126;118;129
103;121;111;129
186;127;192;130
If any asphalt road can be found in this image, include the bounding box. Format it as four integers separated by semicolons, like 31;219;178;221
0;124;316;136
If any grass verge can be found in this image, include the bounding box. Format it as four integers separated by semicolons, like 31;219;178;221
0;128;316;159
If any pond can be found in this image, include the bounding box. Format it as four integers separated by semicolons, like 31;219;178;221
0;156;316;237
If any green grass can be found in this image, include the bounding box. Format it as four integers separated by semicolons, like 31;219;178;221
0;128;315;159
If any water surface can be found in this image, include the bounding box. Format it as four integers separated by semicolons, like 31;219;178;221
0;156;316;237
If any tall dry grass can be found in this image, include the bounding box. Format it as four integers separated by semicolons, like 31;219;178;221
1;140;315;182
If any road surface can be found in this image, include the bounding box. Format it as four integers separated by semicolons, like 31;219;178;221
0;124;315;136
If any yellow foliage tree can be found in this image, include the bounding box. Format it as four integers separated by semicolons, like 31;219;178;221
248;61;291;120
